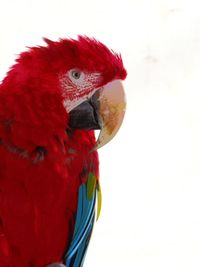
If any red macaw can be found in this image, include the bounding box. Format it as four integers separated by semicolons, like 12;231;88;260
0;36;127;267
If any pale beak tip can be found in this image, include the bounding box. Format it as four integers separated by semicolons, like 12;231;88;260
94;80;126;150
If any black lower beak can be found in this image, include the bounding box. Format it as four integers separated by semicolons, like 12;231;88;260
68;92;102;130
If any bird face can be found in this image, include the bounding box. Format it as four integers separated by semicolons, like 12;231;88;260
50;36;128;149
60;69;102;112
59;66;126;150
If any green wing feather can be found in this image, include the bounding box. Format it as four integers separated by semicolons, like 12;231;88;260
96;183;102;220
86;172;96;200
86;172;102;220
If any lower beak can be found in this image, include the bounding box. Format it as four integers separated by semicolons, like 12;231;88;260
68;93;101;130
68;80;126;149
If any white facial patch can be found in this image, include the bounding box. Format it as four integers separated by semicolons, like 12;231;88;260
60;70;102;112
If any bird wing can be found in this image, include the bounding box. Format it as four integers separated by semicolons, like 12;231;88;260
63;170;102;267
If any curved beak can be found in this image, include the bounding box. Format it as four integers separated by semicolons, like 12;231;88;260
68;80;126;150
95;80;126;149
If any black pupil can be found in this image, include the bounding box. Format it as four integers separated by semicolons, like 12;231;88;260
73;71;80;79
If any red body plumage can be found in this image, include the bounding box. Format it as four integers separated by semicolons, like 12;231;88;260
0;37;126;267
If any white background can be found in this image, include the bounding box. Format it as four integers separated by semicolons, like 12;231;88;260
1;0;200;267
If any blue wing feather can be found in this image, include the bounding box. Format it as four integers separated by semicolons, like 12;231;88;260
64;183;96;267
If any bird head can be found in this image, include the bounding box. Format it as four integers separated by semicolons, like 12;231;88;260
3;36;127;149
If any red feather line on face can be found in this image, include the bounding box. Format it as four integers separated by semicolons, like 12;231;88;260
60;71;103;112
60;72;102;100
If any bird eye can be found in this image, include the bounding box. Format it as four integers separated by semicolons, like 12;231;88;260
68;69;85;84
71;70;81;79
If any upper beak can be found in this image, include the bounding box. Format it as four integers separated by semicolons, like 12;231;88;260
68;80;126;149
95;80;126;149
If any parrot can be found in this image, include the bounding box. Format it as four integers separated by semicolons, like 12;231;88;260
0;36;127;267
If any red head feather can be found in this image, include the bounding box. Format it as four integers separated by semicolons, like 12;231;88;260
2;36;127;91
